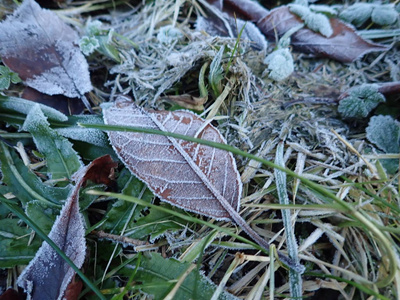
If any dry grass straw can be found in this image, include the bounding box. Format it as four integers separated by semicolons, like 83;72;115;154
78;0;400;298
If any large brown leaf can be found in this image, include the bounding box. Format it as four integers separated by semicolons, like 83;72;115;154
103;97;305;273
17;155;117;300
257;6;388;63
0;0;93;110
103;98;241;220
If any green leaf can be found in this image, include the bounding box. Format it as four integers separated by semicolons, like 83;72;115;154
0;218;42;267
25;201;57;234
0;143;70;206
264;48;294;81
100;171;153;234
22;104;82;181
289;4;333;37
127;252;237;300
339;3;373;27
338;84;386;119
79;36;100;56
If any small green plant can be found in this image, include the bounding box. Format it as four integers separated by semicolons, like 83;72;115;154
338;84;386;118
0;65;21;90
208;46;225;97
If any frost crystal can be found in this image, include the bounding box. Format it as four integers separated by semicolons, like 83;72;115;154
263;48;294;81
338;84;385;118
340;3;398;27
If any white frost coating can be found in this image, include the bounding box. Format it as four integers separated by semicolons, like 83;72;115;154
1;96;67;122
0;0;92;98
264;48;294;81
56;127;109;147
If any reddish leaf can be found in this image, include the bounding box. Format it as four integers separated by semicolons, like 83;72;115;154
257;6;388;63
0;0;93;110
103;98;304;272
0;289;25;300
17;155;116;300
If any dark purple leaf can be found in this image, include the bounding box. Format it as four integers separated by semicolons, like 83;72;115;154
0;0;93;109
257;6;388;63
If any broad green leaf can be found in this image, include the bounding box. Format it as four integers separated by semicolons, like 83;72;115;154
0;143;71;206
22;104;82;181
0;218;42;267
126;252;237;300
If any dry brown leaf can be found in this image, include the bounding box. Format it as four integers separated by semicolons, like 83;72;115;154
257;6;388;63
103;97;304;272
17;155;117;300
0;0;93;110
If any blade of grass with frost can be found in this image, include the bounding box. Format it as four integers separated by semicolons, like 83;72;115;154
208;46;225;97
274;143;302;298
80;122;398;286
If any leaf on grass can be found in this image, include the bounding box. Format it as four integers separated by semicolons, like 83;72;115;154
125;252;237;300
257;6;388;63
0;0;92;109
103;98;242;220
17;155;117;300
22;104;83;181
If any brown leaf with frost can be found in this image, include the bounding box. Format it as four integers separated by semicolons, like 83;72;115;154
103;98;242;220
257;6;388;63
17;155;117;300
0;0;93;110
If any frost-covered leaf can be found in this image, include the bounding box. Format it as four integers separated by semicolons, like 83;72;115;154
339;3;373;27
103;98;241;220
289;4;333;37
0;218;42;268
366;115;400;154
263;48;294;81
102;98;304;273
340;3;398;27
17;155;117;300
371;5;399;26
209;46;225;96
0;95;68;123
125;252;238;300
79;36;100;56
22;104;82;181
0;143;71;207
366;115;400;173
338;84;386;118
0;0;93;109
258;6;388;63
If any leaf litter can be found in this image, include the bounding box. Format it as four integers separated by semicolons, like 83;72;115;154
0;0;400;299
